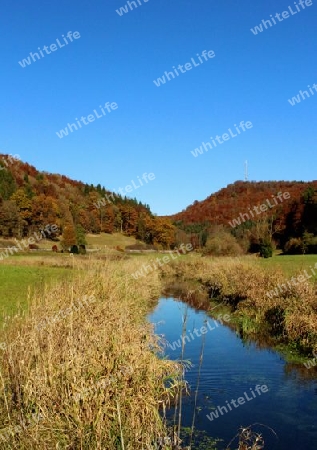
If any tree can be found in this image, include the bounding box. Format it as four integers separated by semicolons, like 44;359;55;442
101;205;115;234
259;240;273;258
76;225;87;246
0;169;16;200
10;189;33;235
199;229;209;247
120;205;138;236
61;223;77;251
0;200;21;237
147;217;175;249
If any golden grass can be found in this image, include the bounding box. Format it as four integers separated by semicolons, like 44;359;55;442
160;255;317;355
85;233;139;249
2;252;315;449
0;259;180;449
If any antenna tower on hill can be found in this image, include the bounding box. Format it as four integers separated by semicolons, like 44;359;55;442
244;160;248;182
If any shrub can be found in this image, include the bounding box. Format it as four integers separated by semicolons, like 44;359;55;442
284;238;303;255
70;244;79;254
259;241;273;258
284;234;317;255
202;230;244;256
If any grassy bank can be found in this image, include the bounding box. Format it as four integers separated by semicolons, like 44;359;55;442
0;258;180;449
257;254;317;281
0;264;72;319
159;255;317;358
1;252;316;449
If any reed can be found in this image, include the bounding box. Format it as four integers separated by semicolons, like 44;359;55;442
159;255;317;355
0;259;181;449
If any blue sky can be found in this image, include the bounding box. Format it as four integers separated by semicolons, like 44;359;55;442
1;0;317;215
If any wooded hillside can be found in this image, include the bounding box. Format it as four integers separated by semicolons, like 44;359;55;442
0;155;175;248
171;180;317;254
1;155;316;255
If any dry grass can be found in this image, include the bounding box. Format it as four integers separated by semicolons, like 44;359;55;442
1;254;75;268
0;259;180;449
85;233;139;249
160;255;317;355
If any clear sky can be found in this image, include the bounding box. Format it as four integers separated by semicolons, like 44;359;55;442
1;0;317;215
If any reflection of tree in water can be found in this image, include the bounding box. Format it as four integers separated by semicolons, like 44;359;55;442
162;280;210;311
284;362;317;383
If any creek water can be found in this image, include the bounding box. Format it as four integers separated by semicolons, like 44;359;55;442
148;296;317;450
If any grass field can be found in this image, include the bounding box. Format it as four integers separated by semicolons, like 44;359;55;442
0;258;180;449
0;232;139;252
257;253;317;281
0;246;316;321
0;248;316;447
0;264;72;319
85;232;139;248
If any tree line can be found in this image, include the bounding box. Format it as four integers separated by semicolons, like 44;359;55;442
0;155;175;249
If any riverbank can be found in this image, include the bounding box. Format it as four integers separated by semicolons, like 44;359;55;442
0;258;180;449
1;252;316;448
159;256;317;360
150;296;317;450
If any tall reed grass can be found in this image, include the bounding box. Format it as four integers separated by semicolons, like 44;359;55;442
0;259;181;449
160;256;317;356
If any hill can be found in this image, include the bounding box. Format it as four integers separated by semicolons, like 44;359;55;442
1;155;316;254
0;154;175;249
170;180;317;253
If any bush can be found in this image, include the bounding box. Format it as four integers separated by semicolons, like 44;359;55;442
259;241;273;258
202;230;244;256
303;233;317;254
70;245;79;254
284;238;303;255
284;234;317;255
307;238;317;254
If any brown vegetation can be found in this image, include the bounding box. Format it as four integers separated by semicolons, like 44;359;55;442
171;181;317;255
0;259;180;449
160;256;317;355
0;155;176;248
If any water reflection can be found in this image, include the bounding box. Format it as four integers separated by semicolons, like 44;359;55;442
161;280;317;382
149;290;317;448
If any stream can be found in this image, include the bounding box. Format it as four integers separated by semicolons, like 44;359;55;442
148;295;317;449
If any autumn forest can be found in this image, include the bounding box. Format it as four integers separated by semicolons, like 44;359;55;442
1;154;317;255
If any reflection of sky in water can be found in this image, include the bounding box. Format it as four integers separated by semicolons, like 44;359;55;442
149;298;317;450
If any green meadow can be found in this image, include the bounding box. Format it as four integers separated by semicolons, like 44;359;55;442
257;253;317;280
0;264;71;319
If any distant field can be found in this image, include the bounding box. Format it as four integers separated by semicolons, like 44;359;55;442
257;254;317;280
85;232;139;248
0;264;72;319
0;232;139;252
